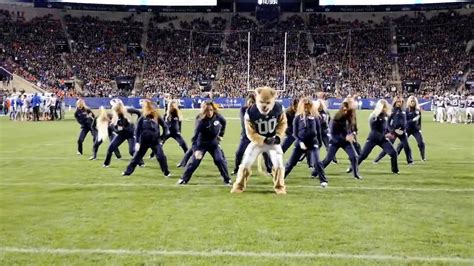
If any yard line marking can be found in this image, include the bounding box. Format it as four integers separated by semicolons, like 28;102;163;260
0;247;472;263
0;182;472;192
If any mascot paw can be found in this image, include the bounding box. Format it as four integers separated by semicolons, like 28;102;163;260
230;185;245;193
274;187;287;195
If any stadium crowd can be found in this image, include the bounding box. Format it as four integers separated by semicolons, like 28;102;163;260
0;10;471;99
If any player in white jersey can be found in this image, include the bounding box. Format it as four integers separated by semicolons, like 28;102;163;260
432;95;438;122
458;95;467;124
42;93;50;120
435;96;446;123
446;95;456;123
466;96;474;124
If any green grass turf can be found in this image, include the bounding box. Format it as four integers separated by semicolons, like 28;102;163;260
0;109;473;265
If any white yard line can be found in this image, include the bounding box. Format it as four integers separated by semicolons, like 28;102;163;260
0;182;472;192
0;247;472;263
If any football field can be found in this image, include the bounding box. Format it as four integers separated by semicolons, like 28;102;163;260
0;109;473;265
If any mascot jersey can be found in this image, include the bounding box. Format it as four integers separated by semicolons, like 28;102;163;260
246;102;284;138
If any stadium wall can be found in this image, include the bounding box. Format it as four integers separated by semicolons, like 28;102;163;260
64;97;433;111
0;4;471;23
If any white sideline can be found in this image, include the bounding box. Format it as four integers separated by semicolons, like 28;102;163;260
0;247;472;263
0;182;472;192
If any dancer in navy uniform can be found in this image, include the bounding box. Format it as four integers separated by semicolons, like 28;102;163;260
162;100;188;153
177;101;231;185
177;113;201;167
285;98;328;187
349;99;399;175
123;100;170;176
103;101;140;167
90;107;122;160
74;99;96;155
316;98;339;164
322;101;361;179
374;96;414;164
282;98;299;152
232;94;256;175
396;96;425;161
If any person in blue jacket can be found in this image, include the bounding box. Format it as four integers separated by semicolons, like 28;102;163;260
349;99;399;175
285;98;328;187
123;100;170;176
31;93;42;121
321;101;361;179
103;101;141;167
90;107;122;160
281;98;299;152
176;113;201;167
396;96;425;161
177;101;231;185
373;96;413;164
162;100;188;153
74;99;96;155
232;94;256;174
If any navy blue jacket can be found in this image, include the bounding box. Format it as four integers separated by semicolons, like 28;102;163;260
368;113;389;142
239;106;248;138
329;114;353;144
127;108;142;118
135;116;167;143
215;113;227;138
246;103;284;138
319;110;331;132
406;108;421;132
285;109;296;136
114;114;134;136
388;107;407;133
191;114;225;149
74;107;94;128
166;114;182;134
293;114;323;147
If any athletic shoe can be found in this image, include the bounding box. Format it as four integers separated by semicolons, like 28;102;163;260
122;172;130;176
354;175;363;180
88;156;96;161
230;170;237;175
176;179;187;185
224;180;233;186
346;167;352;173
102;164;109;168
320;182;328;188
176;163;183;168
165;173;172;178
77;152;82;155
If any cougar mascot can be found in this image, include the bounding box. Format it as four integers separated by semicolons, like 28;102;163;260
231;87;288;194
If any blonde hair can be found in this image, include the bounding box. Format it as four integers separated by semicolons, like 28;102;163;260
96;107;110;142
167;100;182;121
407;95;420;110
141;99;160;121
343;96;358;110
296;97;319;118
111;101;132;125
315;99;328;113
371;99;391;119
76;99;87;109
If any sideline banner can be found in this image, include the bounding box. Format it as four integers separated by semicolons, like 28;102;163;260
65;97;432;111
